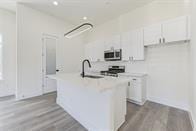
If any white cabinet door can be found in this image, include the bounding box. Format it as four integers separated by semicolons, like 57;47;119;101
121;29;144;61
85;40;105;62
130;28;144;60
143;23;162;46
121;32;132;61
93;40;104;62
105;35;121;50
128;78;142;102
162;16;188;43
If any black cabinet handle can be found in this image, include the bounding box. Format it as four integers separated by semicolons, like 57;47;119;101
56;69;59;72
159;38;162;43
163;38;165;43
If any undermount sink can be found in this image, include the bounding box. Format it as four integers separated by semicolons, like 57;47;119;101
84;75;104;79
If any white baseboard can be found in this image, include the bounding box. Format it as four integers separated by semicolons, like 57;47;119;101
16;92;42;100
0;92;14;97
147;96;189;111
0;88;15;97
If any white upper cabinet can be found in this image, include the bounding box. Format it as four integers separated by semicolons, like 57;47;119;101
104;35;121;50
121;28;144;61
93;40;104;62
131;28;144;60
121;32;131;61
143;23;162;46
162;16;189;43
85;40;104;62
144;16;190;46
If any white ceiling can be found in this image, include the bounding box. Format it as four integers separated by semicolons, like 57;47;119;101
0;0;154;25
0;1;17;12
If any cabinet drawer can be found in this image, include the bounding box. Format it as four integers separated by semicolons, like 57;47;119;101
130;77;142;84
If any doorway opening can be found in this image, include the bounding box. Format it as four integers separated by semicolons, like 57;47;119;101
42;34;58;94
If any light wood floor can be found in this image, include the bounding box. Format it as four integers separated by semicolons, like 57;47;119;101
0;93;192;131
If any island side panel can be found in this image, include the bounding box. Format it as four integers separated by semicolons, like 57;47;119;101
112;85;127;130
56;79;115;131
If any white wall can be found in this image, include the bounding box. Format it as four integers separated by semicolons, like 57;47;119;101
190;0;196;129
0;9;16;97
86;0;191;110
17;4;84;100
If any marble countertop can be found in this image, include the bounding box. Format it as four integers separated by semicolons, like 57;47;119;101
118;72;147;77
48;73;129;92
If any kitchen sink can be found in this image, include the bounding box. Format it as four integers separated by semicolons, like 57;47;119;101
84;75;104;79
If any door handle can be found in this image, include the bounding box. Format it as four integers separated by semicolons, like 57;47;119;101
56;69;59;72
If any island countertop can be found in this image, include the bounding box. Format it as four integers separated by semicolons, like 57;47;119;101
48;73;129;92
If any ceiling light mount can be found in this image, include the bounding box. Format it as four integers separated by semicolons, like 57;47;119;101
83;17;87;20
64;23;93;39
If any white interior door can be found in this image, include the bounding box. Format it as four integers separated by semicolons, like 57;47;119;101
42;35;58;94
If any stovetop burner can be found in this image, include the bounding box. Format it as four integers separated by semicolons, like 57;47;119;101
100;66;125;77
100;71;118;77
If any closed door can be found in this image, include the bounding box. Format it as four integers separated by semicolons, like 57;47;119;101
162;16;188;43
104;38;114;50
93;40;104;62
105;35;121;50
130;28;144;60
121;32;132;61
42;35;58;94
128;79;141;102
121;29;144;61
143;23;162;46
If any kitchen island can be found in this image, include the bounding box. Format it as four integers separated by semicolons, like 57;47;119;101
48;73;129;131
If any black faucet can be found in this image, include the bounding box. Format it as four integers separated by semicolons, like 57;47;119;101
81;59;91;78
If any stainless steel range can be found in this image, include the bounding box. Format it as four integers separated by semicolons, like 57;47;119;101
100;66;125;77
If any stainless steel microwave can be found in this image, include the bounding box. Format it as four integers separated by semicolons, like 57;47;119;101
104;49;122;61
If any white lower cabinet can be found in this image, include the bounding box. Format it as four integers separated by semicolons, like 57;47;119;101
127;75;147;105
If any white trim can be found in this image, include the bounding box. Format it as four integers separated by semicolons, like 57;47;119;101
147;96;189;111
41;34;58;95
127;99;146;106
0;34;2;43
193;114;196;131
0;34;3;80
188;111;196;131
42;33;59;39
16;92;42;101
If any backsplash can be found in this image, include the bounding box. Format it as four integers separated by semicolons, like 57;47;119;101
89;42;190;110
